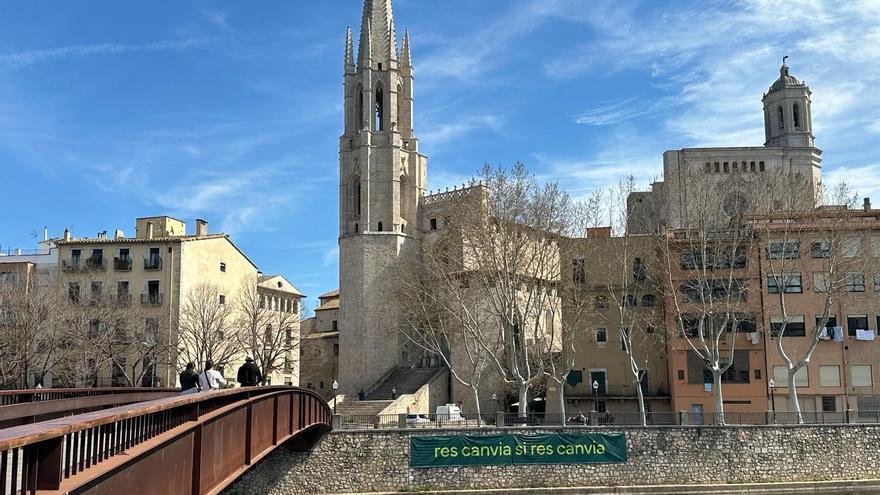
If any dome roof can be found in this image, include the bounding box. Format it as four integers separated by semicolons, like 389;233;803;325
770;64;805;92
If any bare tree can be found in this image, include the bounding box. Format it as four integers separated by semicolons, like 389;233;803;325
236;277;300;385
752;179;861;422
657;169;763;424
178;283;238;374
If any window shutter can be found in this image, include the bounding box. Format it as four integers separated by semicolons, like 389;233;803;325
852;365;873;387
819;365;840;387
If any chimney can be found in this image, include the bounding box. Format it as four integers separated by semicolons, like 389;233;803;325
14;248;21;256
864;198;872;211
586;227;612;238
43;226;48;242
97;231;107;240
195;219;208;237
114;229;124;239
146;222;154;240
63;228;71;242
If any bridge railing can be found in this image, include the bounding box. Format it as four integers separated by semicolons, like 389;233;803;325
0;386;331;494
0;387;179;407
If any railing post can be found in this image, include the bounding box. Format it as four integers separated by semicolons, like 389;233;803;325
191;423;203;495
245;402;253;465
678;411;689;426
495;411;504;428
32;437;63;490
332;414;342;430
272;396;279;445
398;413;407;429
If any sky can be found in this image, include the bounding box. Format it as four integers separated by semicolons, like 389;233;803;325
1;0;879;311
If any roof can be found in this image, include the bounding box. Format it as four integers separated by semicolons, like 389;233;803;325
315;298;339;311
769;64;805;92
318;289;339;299
257;274;305;297
303;331;339;340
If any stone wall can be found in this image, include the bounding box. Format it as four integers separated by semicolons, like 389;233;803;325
231;425;880;494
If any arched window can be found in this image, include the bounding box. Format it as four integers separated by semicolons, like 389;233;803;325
375;86;384;131
354;223;359;233
793;103;801;128
350;175;361;218
778;105;784;130
377;221;383;232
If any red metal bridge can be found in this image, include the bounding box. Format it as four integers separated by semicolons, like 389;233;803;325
0;386;331;494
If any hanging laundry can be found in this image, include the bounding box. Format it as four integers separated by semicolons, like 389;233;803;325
749;332;759;344
819;327;830;340
832;326;844;342
856;329;876;341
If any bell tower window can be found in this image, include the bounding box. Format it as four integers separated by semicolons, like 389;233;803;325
377;222;383;232
778;106;784;130
375;87;384;131
357;85;364;130
793;103;801;128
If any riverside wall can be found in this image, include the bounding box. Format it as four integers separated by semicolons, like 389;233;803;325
230;425;880;494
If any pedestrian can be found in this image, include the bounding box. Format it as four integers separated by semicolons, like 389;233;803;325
199;360;226;392
358;389;365;401
179;362;200;394
391;386;397;400
237;356;262;387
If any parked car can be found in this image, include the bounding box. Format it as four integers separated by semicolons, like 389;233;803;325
406;414;431;426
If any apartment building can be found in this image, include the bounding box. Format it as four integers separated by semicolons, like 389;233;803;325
257;274;304;386
300;290;340;400
55;216;260;387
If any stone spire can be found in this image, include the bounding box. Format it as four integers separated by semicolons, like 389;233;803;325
358;0;397;66
344;25;355;72
401;29;412;68
358;9;372;67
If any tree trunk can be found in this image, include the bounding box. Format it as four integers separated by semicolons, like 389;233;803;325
634;376;647;426
557;381;566;425
788;369;803;424
518;383;529;419
471;387;482;427
712;370;725;425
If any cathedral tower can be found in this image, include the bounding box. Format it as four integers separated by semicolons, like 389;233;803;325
338;0;428;394
763;58;815;148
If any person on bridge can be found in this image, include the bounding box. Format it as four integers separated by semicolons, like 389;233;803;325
237;357;262;387
199;360;227;391
179;362;200;394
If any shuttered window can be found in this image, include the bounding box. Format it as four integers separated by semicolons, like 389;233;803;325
852;365;873;387
773;366;808;387
819;365;840;387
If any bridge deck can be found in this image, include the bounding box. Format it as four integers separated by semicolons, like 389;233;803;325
0;386;331;494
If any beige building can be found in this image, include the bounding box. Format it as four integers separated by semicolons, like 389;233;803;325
257;274;305;386
300;290;340;400
55;216;301;388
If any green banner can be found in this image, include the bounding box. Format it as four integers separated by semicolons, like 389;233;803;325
410;433;627;468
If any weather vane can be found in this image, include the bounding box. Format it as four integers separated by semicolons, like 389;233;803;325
783;55;789;66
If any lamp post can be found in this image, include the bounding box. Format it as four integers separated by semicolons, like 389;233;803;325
332;379;339;415
492;392;497;418
768;378;776;413
592;380;599;413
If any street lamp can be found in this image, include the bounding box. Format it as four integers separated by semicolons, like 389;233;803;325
592;380;599;413
332;379;339;415
492;392;497;418
768;378;776;413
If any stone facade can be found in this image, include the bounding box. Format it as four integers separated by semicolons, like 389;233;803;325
232;425;880;494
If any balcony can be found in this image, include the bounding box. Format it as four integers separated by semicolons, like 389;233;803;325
84;257;106;271
114;257;133;271
62;259;83;272
144;257;162;271
141;293;164;306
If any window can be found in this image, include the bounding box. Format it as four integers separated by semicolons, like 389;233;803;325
594;296;607;309
641;295;655;306
146;247;161;269
822;396;836;412
816;315;837;331
714;162;720;173
374;86;384;131
145;318;159;345
842;237;860;257
875;273;880;292
377;222;383;232
847;315;869;337
852;365;873;387
219;294;226;305
778;105;784;129
646;325;655;334
773;366;808;387
845;272;866;292
90;282;102;303
759;161;766;172
118;248;130;261
430;218;437;230
750;161;756;172
68;282;80;303
812;272;829;293
624;294;636;307
770;315;806;337
71;249;82;267
333;344;339;357
117;281;129;298
688;350;750;384
723;162;729;173
677;370;685;380
810;241;831;258
819;366;841;387
767;273;802;294
331;320;338;332
596;328;607;343
220;262;226;272
572;258;586;284
633;257;646;281
793;103;801;128
768;240;799;259
754;369;762;380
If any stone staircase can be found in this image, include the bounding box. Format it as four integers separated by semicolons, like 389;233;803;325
367;367;445;400
335;399;394;417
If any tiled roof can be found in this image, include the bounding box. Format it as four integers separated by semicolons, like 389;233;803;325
316;298;339;311
319;289;339;299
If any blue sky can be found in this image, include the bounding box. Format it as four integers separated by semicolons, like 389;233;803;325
1;0;879;310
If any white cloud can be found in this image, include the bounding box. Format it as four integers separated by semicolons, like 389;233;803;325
0;39;208;68
822;163;880;203
420;114;504;146
574;96;649;126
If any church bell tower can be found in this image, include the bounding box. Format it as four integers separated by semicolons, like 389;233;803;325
338;0;428;394
763;58;814;148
